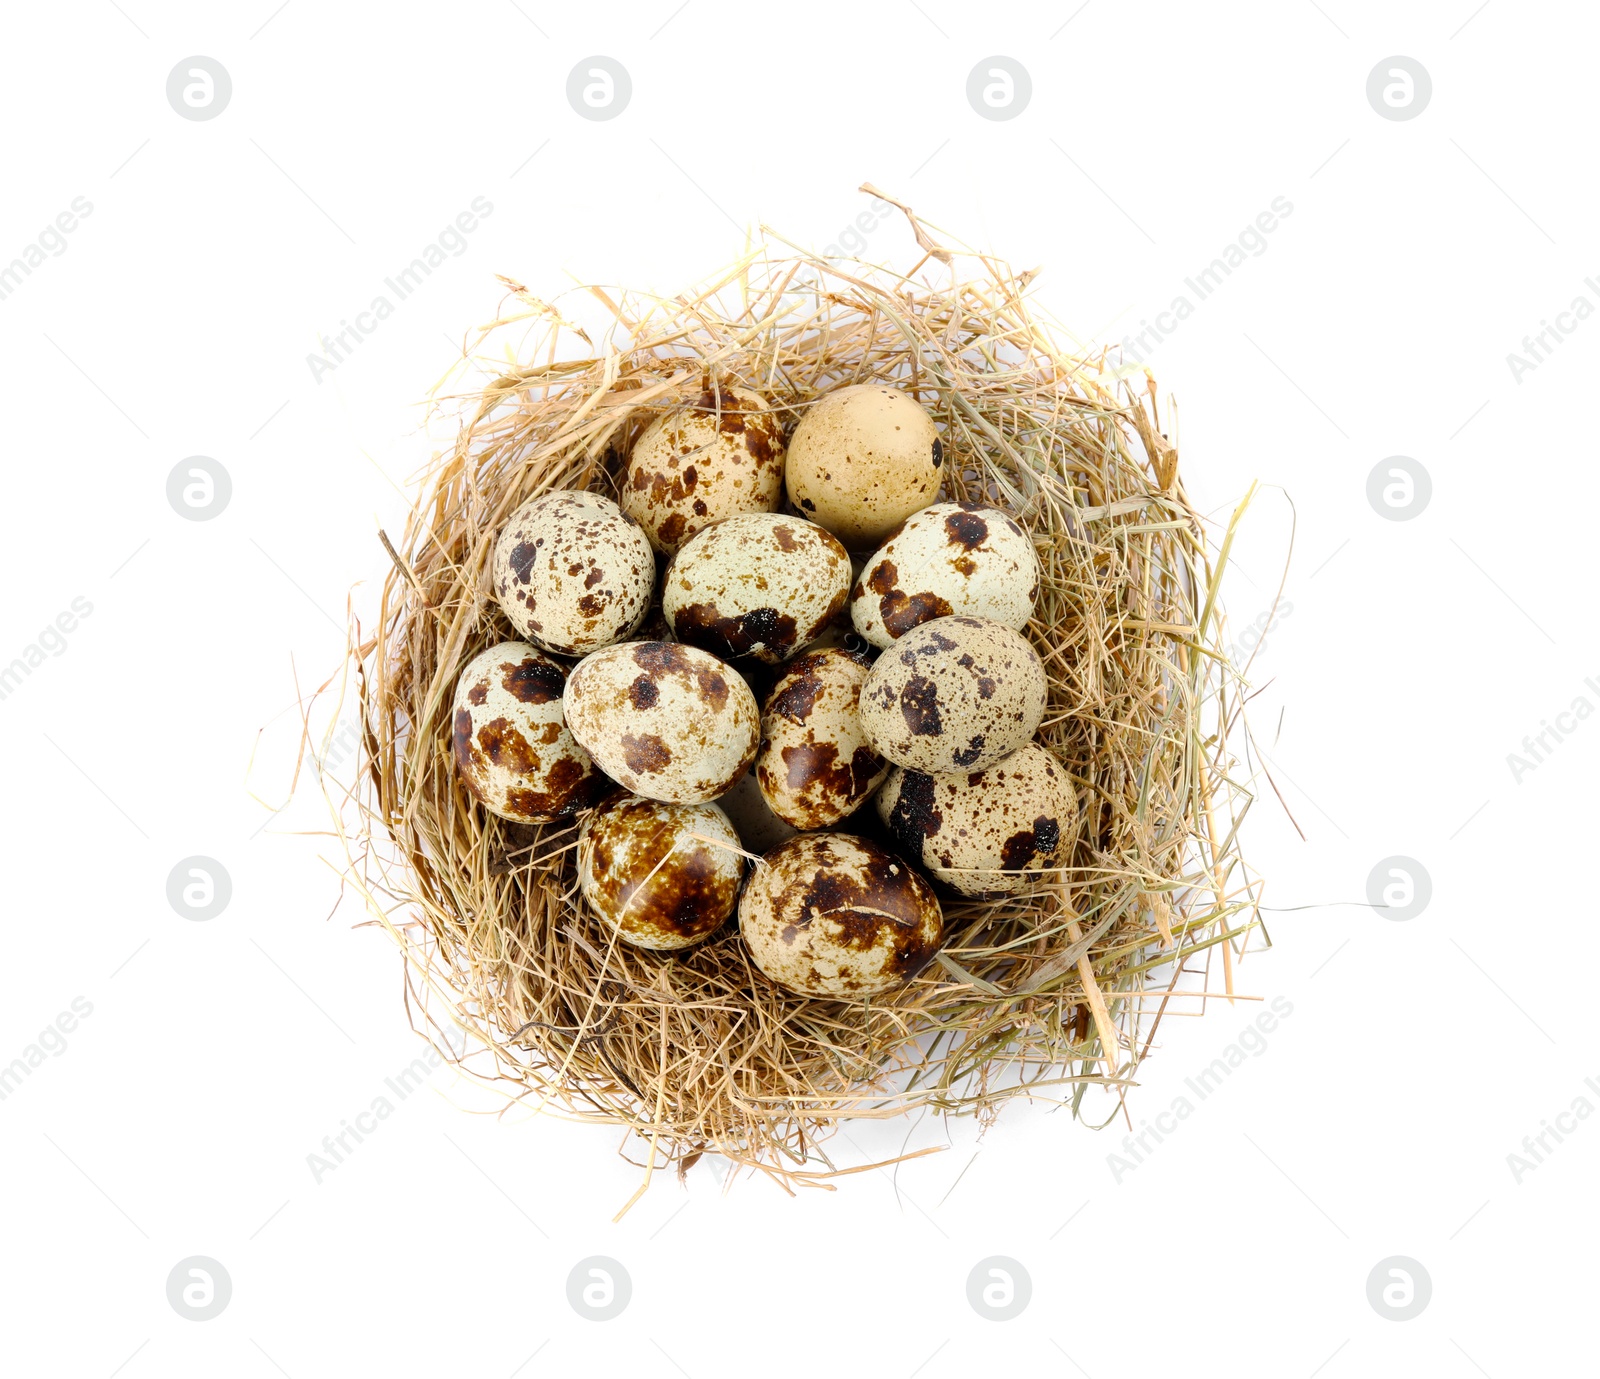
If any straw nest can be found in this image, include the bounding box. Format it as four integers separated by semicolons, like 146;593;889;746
335;200;1264;1199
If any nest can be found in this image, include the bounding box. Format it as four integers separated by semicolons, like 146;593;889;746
336;205;1264;1200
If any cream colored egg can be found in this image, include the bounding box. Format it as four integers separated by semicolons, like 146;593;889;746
714;765;797;854
858;616;1047;773
662;513;850;664
578;794;744;949
621;383;786;554
492;489;654;655
784;384;942;549
876;744;1079;897
451;641;607;822
562;641;758;803
851;502;1041;648
756;648;888;829
738;833;943;998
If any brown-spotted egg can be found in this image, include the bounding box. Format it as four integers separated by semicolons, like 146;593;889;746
492;489;654;655
851;501;1041;648
621;383;786;554
858;616;1047;773
738;833;943;998
877;744;1079;897
562;641;759;803
451;641;607;822
662;513;850;664
756;648;888;829
784;384;942;549
578;794;745;949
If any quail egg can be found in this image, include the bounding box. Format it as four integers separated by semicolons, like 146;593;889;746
877;744;1079;897
756;648;888;829
858;615;1047;773
784;384;942;549
492;489;654;655
662;513;850;664
578;794;745;949
852;501;1042;648
563;640;759;803
451;641;607;822
738;833;943;998
621;382;786;554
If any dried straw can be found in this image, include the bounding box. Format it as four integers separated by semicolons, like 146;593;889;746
331;207;1265;1200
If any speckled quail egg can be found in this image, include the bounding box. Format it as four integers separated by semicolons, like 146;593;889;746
714;764;797;854
621;383;786;554
662;513;851;664
858;615;1047;773
877;744;1079;897
563;640;759;803
851;502;1042;648
492;489;654;655
756;648;888;830
451;641;607;822
784;384;942;549
738;833;943;998
578;794;745;949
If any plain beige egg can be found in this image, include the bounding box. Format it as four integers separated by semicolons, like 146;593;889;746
851;501;1041;648
578;794;745;949
562;641;759;803
858;615;1047;773
756;648;888;829
738;833;943;998
621;383;786;554
451;641;607;822
784;384;942;549
876;744;1079;897
492;489;654;655
662;513;851;664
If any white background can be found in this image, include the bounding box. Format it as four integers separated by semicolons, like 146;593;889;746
1;2;1593;1375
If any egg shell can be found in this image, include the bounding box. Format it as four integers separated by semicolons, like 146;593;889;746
621;383;786;554
563;640;759;803
578;794;744;949
757;648;888;830
662;513;851;664
738;833;943;998
851;501;1042;648
714;765;797;854
784;384;942;549
858;615;1048;773
492;489;655;655
451;641;607;822
876;744;1079;897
